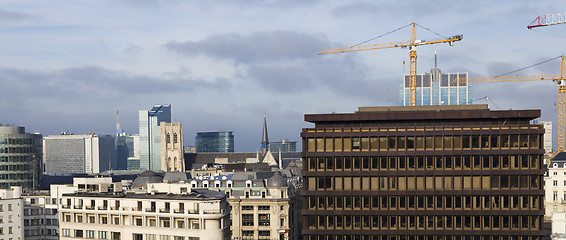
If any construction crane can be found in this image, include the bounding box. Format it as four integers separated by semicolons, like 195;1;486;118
318;22;463;106
455;55;566;152
528;12;566;29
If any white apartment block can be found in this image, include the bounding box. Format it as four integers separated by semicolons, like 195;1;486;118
545;155;566;239
0;186;24;240
23;192;59;239
58;180;230;240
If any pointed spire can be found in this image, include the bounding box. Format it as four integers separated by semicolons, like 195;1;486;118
261;114;269;156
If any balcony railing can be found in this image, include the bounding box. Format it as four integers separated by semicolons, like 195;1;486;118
187;209;199;214
98;206;107;210
203;209;221;214
159;208;170;213
145;208;156;212
85;206;95;210
111;206;120;210
74;205;83;209
61;205;70;209
174;209;184;214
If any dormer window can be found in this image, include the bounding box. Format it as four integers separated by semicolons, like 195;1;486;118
190;181;197;188
203;181;209;188
227;181;233;188
246;180;252;188
215;181;221;188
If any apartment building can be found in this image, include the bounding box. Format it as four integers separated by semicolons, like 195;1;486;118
0;186;24;240
58;179;230;240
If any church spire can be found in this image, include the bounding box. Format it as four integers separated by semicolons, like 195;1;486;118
261;114;269;156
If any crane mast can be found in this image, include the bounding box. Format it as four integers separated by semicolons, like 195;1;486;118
318;22;462;106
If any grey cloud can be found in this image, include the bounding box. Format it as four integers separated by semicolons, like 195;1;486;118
165;31;329;63
0;66;231;101
0;8;34;22
124;44;143;55
246;65;313;93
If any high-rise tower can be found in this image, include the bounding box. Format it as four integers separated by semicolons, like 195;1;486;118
139;104;171;171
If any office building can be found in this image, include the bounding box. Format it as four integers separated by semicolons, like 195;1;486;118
302;105;545;240
399;66;472;106
0;186;24;239
44;133;116;175
58;177;230;240
195;131;234;153
116;134;136;170
0;124;43;190
542;121;553;154
270;139;297;153
160;122;184;172
139;104;171;171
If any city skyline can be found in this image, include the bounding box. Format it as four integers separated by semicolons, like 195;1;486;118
1;1;566;152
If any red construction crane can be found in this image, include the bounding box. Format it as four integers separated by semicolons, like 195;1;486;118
528;12;566;29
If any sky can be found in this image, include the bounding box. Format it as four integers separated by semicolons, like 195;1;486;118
2;1;566;152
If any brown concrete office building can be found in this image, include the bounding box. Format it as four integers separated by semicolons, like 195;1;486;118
301;105;546;240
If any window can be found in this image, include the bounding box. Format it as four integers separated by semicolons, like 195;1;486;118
242;214;254;226
242;206;253;211
259;231;270;239
62;229;71;237
554;180;558;186
146;234;156;240
242;231;254;240
133;233;143;240
112;232;121;240
554;191;558;201
99;231;108;239
259;214;270;226
75;230;84;238
86;230;96;239
258;206;270;211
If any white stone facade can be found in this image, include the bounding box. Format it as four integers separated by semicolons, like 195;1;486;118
58;184;229;240
0;186;24;240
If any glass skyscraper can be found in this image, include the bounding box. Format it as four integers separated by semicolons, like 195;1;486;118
399;67;472;106
0;125;42;190
195;131;234;153
139;104;171;171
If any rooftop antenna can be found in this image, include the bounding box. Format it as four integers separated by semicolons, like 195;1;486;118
116;111;122;135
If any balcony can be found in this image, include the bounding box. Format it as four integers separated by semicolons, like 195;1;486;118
133;207;142;211
111;206;120;210
174;209;185;214
61;205;70;209
97;206;108;210
73;205;83;209
85;206;95;210
203;209;222;214
159;208;170;213
145;208;156;212
187;209;199;214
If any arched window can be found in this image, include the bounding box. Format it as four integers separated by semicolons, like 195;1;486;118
173;133;178;144
166;133;171;143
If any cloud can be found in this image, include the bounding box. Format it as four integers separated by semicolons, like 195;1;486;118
164;30;329;63
0;8;34;22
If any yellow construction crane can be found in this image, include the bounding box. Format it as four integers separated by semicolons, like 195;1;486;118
456;55;566;152
318;22;463;106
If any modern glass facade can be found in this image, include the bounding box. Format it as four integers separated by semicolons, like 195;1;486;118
399;68;472;106
139;104;171;171
301;105;546;240
195;131;234;153
270;139;297;153
0;125;42;190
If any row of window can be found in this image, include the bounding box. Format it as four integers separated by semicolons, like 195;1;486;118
307;155;541;172
0;137;35;145
242;214;270;226
0;164;32;172
241;230;271;240
306;175;540;192
63;230;197;240
0;156;34;163
306;214;541;231
61;213;203;229
306;195;542;211
0;147;35;154
241;205;270;211
305;235;542;240
306;134;540;152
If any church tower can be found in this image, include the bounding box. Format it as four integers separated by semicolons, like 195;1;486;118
261;114;269;157
160;122;184;172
